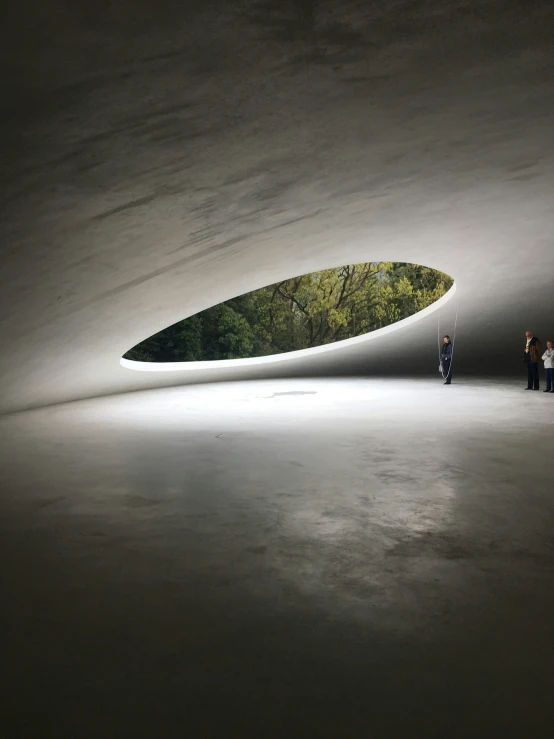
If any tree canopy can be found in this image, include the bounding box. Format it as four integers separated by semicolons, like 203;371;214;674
125;262;453;362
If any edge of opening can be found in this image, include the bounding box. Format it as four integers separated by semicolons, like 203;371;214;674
121;282;456;373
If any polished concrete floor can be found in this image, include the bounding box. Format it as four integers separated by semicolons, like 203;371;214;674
1;378;553;737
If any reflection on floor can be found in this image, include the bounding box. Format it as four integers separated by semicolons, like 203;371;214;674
1;378;553;737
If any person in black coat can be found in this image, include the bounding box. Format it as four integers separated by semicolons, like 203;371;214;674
524;330;543;390
441;335;453;385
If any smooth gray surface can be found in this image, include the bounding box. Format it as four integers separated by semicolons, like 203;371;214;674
1;5;554;733
1;0;554;413
1;378;553;737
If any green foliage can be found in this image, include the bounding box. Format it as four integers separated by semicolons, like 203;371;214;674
124;263;453;362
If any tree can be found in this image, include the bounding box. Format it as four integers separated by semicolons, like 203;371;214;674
124;262;453;361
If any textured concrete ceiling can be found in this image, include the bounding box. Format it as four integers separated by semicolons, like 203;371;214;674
1;0;553;413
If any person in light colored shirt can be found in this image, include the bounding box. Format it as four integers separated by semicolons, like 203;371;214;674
541;340;554;393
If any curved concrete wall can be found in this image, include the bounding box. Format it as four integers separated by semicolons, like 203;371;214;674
1;0;553;414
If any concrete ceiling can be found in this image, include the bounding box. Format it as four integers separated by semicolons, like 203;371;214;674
1;0;553;414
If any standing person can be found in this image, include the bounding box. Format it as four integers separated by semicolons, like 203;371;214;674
440;335;453;385
524;331;542;390
542;340;554;393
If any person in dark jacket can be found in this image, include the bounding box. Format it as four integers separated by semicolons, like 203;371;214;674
440;335;453;385
524;330;543;390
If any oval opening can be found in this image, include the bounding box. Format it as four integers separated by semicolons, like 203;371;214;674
122;262;454;371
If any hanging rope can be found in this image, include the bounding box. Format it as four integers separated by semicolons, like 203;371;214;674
438;302;459;380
